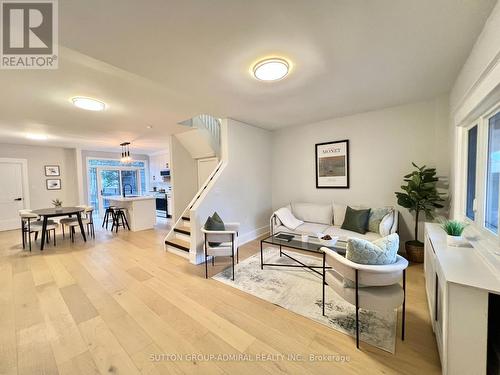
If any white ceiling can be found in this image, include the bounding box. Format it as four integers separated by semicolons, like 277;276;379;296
0;0;496;152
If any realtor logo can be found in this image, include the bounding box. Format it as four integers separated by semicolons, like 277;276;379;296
0;0;58;69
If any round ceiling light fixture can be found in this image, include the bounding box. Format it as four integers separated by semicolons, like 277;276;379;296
71;97;106;111
253;58;289;81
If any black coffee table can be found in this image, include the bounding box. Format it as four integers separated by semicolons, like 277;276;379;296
32;207;86;250
260;232;347;315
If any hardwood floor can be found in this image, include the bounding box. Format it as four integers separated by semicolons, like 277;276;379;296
0;223;441;374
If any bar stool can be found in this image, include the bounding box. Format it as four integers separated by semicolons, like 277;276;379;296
102;206;117;230
111;207;130;232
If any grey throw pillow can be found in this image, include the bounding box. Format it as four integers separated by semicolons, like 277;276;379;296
368;208;392;233
341;207;371;234
204;212;225;247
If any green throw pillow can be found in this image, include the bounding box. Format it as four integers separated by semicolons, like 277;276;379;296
204;212;225;247
344;233;400;287
368;208;391;233
341;207;371;234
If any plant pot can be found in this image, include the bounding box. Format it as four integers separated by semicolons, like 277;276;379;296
405;241;424;263
446;234;466;247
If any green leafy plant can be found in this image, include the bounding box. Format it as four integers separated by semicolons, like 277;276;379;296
440;219;467;236
395;163;445;245
52;199;62;207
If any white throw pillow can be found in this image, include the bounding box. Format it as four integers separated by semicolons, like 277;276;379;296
379;211;395;236
274;207;303;230
333;202;348;226
291;202;333;225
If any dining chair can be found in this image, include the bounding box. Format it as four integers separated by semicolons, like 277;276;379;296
19;210;58;251
62;206;95;241
321;247;408;350
201;223;240;280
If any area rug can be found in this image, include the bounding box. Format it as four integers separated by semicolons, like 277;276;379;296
212;247;397;353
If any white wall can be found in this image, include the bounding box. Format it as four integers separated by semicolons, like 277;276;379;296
449;0;500;217
191;119;272;264
170;136;198;221
0;143;79;209
271;96;450;244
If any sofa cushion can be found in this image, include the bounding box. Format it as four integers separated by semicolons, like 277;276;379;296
274;207;303;230
368;207;392;233
293;222;330;235
291;202;333;225
379;211;395;236
341;207;371;234
323;226;381;241
333;202;347;226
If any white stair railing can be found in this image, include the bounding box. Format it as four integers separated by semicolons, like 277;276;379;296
164;159;224;250
180;114;221;157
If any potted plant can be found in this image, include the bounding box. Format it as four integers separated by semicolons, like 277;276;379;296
52;199;63;212
395;163;445;263
440;219;468;247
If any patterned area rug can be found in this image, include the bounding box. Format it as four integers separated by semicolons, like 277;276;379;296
213;247;397;353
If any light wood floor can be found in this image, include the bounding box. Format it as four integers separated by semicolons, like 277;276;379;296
0;222;441;375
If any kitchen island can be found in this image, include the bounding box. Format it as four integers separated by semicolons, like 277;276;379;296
107;196;156;231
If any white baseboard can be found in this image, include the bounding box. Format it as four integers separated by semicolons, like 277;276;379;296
239;225;269;246
191;225;270;265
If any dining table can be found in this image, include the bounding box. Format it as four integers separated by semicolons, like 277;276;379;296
31;206;87;250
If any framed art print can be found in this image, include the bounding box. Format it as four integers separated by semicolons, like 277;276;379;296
315;140;349;188
44;165;60;176
46;179;62;190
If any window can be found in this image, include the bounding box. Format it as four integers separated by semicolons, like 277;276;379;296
486;112;500;233
466;126;477;220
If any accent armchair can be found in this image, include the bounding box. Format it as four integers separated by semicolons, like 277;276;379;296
321;247;408;349
201;222;240;280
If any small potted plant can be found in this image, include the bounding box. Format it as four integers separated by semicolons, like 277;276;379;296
395;163;446;262
440;219;468;247
52;199;63;212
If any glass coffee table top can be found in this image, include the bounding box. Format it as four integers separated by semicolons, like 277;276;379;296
261;232;347;255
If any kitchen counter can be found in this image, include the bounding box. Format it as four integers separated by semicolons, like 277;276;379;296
106;195;155;202
108;196;156;231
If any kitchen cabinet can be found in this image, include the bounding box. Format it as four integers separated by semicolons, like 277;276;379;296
150;152;169;183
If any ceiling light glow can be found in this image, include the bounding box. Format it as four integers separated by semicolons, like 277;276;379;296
26;133;48;140
253;58;289;81
71;97;106;111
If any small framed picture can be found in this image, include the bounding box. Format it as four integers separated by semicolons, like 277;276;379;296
45;165;60;176
315;140;350;188
46;179;61;190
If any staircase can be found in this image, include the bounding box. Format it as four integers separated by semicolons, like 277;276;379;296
164;215;192;257
164;114;223;259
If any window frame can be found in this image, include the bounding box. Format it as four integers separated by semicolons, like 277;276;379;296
461;101;500;240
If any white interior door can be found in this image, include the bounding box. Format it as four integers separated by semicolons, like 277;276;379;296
0;160;27;231
197;157;218;189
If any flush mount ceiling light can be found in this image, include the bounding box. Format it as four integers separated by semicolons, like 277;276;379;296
26;133;48;140
253;58;289;81
71;97;106;111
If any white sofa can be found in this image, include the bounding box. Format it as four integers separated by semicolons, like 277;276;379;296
270;202;398;241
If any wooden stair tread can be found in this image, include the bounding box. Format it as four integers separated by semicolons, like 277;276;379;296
173;226;191;235
165;238;190;252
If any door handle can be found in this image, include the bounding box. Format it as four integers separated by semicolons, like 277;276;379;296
14;197;22;201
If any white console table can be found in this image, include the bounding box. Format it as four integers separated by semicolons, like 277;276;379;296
424;223;500;375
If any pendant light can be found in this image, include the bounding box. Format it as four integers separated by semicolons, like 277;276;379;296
120;142;132;163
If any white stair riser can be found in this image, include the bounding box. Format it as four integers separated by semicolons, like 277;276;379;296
175;232;191;242
182;220;191;228
166;245;190;258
